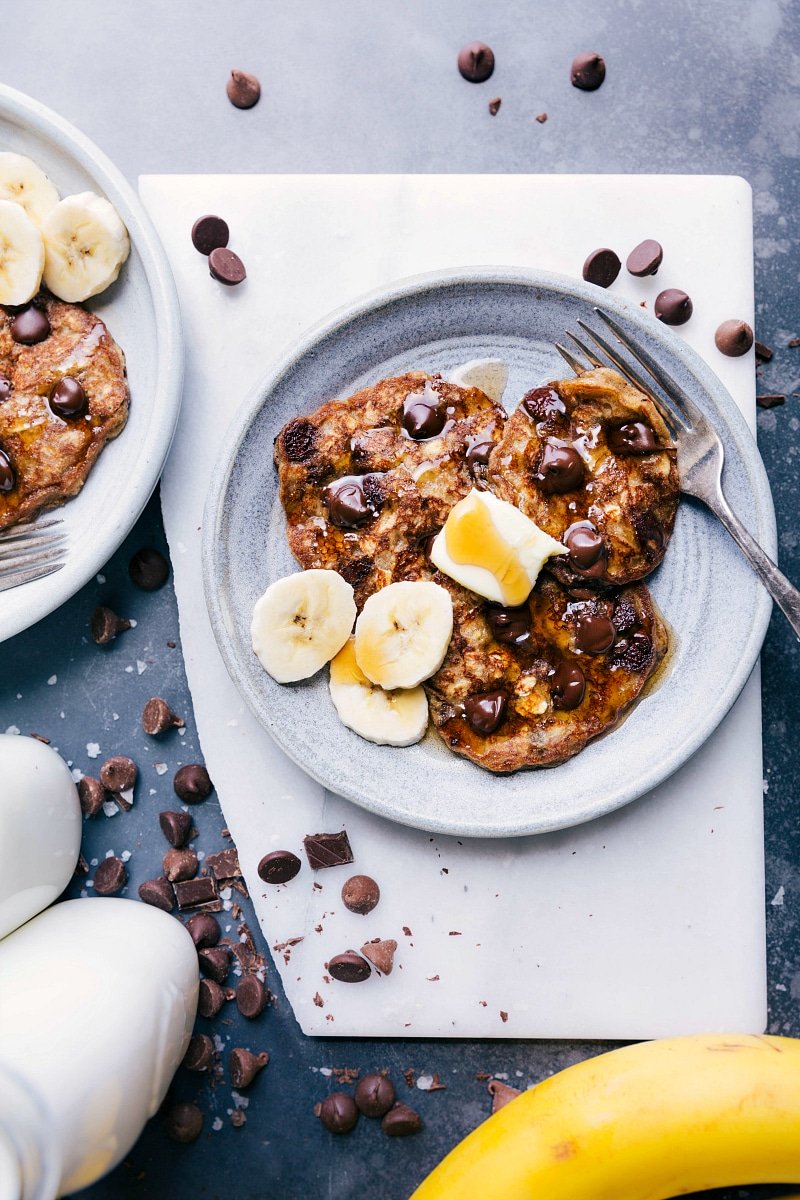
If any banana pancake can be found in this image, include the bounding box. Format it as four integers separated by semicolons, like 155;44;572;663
0;294;128;529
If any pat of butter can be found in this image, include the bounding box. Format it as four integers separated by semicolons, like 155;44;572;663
431;489;566;606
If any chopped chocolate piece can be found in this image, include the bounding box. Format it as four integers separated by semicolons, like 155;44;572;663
360;939;397;976
488;97;501;116
191;214;229;256
715;319;754;357
49;377;87;420
457;41;495;83
236;975;268;1018
205;848;241;880
183;1034;214;1072
159;810;193;848
230;1047;269;1088
93;856;127;896
789;337;800;348
142;697;184;736
258;849;302;884
488;1079;522;1113
611;630;653;671
75;852;89;876
209;246;246;286
582;247;621;289
198;946;231;983
303;830;353;870
382;1103;423;1136
355;1073;396;1118
163;847;198;882
10;305;50;345
175;876;220;910
198;977;228;1019
654;288;693;326
90;606;132;646
329;951;371;983
500;1010;509;1022
626;239;663;277
128;547;169;591
313;992;324;1007
173;763;213;804
186;913;221;949
226;68;261;109
755;341;773;361
99;755;137;793
570;51;606;91
341;874;380;915
165;1102;203;1144
78;775;105;818
138;877;175;912
757;393;786;408
316;1092;358;1134
535;111;548;123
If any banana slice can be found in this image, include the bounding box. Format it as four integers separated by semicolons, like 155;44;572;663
42;192;130;302
449;358;509;404
251;569;356;684
0;199;45;305
354;580;453;690
0;153;59;227
329;638;429;747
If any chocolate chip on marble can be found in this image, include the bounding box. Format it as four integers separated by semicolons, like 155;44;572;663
186;913;221;949
183;1034;215;1072
93;856;127;896
315;1092;359;1134
165;1103;203;1144
163;847;198;883
535;111;548;123
626;239;663;277
355;1073;396;1118
341;874;380;915
90;606;132;646
199;946;231;983
457;42;495;83
191;214;230;255
198;978;229;1019
229;1047;269;1089
137;877;175;912
582;247;621;288
715;319;754;357
381;1103;423;1136
654;288;693;326
328;951;371;983
236;975;268;1018
78;776;106;818
159;809;194;848
10;304;50;345
173;763;213;804
209;246;246;286
128;547;170;591
570;51;606;91
142;697;184;736
360;939;397;976
488;97;501;116
226;68;261;109
303;830;354;870
258;849;302;884
99;756;137;793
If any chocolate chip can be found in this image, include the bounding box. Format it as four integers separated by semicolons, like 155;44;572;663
549;660;586;710
607;421;658;455
236;975;268;1018
464;691;507;736
574;612;616;655
165;1102;203;1144
654;289;693;326
521;386;566;422
313;1092;357;1134
226;68;261;109
715;319;754;357
329;951;371;983
48;376;88;420
465;430;496;487
199;946;231;983
198;978;228;1018
535;112;548;123
355;1074;396;1118
163;847;198;882
186;913;220;949
99;755;137;793
94;856;127;896
183;1034;215;1072
457;42;495;83
0;375;11;402
142;697;184;736
755;341;773;362
90;606;132;645
258;849;302;884
360;939;397;976
175;876;220;910
488;1079;522;1113
0;448;15;493
582;248;621;288
341;875;380;915
534;441;585;494
229;1047;269;1089
191;214;230;255
402;382;446;440
128;547;170;591
159;810;193;847
324;475;381;528
626;239;663;277
757;393;786;409
570;51;606;91
174;763;213;804
78;776;105;818
209;246;246;286
381;1103;423;1136
488;97;501;115
205;848;241;880
281;418;316;462
486;603;531;645
564;522;605;571
612;629;652;671
138;877;175;911
10;305;50;345
303;831;354;870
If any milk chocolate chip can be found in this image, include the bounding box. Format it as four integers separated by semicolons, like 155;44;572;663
128;547;169;591
341;875;380;915
316;1092;359;1133
94;856;127;896
165;1103;203;1144
355;1073;396;1118
457;42;495;83
90;606;132;645
382;1103;423;1136
226;68;261;109
258;849;302;884
209;246;246;286
328;951;371;983
626;239;663;277
173;763;213;804
570;51;606;91
655;289;693;326
715;319;754;357
191;214;229;255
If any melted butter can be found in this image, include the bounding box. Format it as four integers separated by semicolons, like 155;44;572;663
444;492;531;606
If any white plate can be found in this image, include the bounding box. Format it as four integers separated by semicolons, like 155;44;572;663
0;84;182;642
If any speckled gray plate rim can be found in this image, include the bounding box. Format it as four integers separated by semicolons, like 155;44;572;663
203;266;775;839
0;83;183;643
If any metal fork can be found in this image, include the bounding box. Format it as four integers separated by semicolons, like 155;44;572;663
556;309;800;640
0;517;68;593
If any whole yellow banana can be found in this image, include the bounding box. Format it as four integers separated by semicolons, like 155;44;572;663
411;1034;800;1200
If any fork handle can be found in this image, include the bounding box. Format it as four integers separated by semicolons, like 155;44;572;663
703;493;800;640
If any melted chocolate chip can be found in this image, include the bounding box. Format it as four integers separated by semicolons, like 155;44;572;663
324;474;383;528
626;239;663;277
281;418;316;462
612;630;652;671
486;603;531;645
0;448;15;493
10;305;50;345
534;441;585;494
402;382;446;440
549;660;586;710
521;385;566;422
0;376;11;403
574;612;616;655
464;691;507;736
465;429;495;486
608;421;658;455
564;521;606;572
570;51;606;90
457;42;495;83
339;557;375;589
655;288;693;326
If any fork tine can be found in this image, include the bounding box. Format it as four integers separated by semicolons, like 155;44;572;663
593;308;705;425
0;530;67;561
0;518;65;546
575;319;688;436
0;559;65;593
0;540;67;573
566;330;604;369
554;342;589;375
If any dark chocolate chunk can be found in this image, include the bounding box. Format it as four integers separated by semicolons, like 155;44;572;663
94;856;127;896
457;42;495;83
574;612;616;655
564;521;605;571
226;68;261;109
534;441;585;494
486;602;531;646
10;305;50;345
142;697;184;736
128;547;170;591
612;630;652;671
755;341;773;362
0;448;15;493
316;1092;359;1133
355;1073;396;1118
258;849;302;884
191;214;230;256
198;977;228;1018
324;474;383;528
175;875;220;910
381;1103;423;1136
303;830;354;870
0;375;11;402
402;381;446;440
49;377;87;420
229;1047;269;1088
654;289;693;326
206;848;241;880
464;691;507;736
209;246;246;286
78;775;105;818
360;938;397;976
165;1102;203;1144
99;756;137;793
183;1033;215;1072
281;418;316;462
90;606;131;645
535;111;548;123
488;97;501;116
582;247;621;288
341;874;380;915
715;319;754;357
757;393;786;409
173;763;213;804
570;51;606;91
199;946;231;983
186;913;221;949
607;421;658;455
137;877;175;911
626;239;663;277
159;809;193;848
163;847;198;882
328;951;371;983
236;975;268;1018
549;660;586;710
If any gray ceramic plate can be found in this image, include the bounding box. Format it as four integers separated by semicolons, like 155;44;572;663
0;84;182;643
203;267;775;838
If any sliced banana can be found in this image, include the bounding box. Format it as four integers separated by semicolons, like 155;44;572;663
0;199;45;305
0;152;59;227
354;580;453;691
449;358;509;404
251;569;356;684
42;191;130;302
329;638;429;747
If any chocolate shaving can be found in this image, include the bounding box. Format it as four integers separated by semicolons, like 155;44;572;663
303;831;354;870
535;112;548;123
788;337;800;348
755;341;773;361
312;992;324;1007
488;1079;521;1113
402;1068;416;1088
205;848;242;880
757;393;786;408
500;1010;509;1023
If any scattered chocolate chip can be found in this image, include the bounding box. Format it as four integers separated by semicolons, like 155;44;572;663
570;51;606;91
382;1103;423;1137
165;1102;203;1144
303;831;354;870
173;763;213;804
159;810;193;848
183;1033;215;1072
199;946;231;983
0;448;14;492
360;939;397;976
198;978;228;1018
10;305;50;345
626;239;663;277
128;547;170;591
329;951;371;983
258;849;302;884
535;111;548;123
230;1047;269;1088
355;1073;396;1118
488;1079;522;1113
316;1092;359;1133
138;877;175;911
574;612;616;655
564;522;606;572
464;691;507;736
175;876;220;911
163;847;198;883
607;421;658;455
209;246;246;286
654;289;693;326
0;375;11;402
457;42;495;83
186;913;220;949
486;602;532;645
402;382;446;440
191;214;230;255
99;756;137;793
755;341;773;361
281;418;316;462
714;319;754;357
93;856;127;896
582;247;621;288
757;393;786;409
226;68;261;109
90;606;132;646
534;441;585;494
78;775;105;818
142;697;184;736
341;875;380;915
206;848;241;880
236;975;268;1018
549;660;586;710
488;97;501;116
